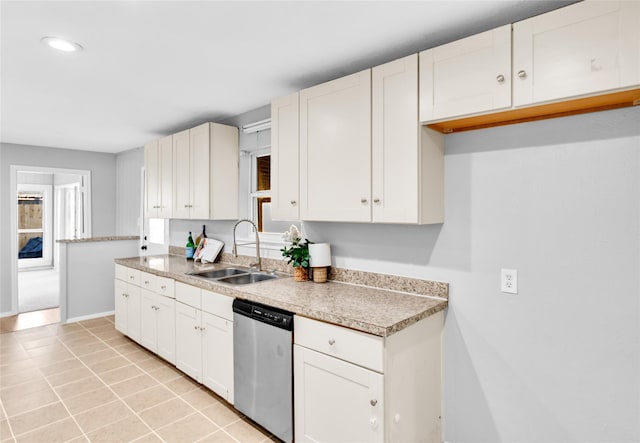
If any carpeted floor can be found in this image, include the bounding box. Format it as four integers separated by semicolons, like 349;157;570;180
18;268;60;313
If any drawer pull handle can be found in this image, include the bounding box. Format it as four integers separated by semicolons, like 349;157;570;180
370;399;378;407
328;339;335;346
360;198;368;205
290;200;297;206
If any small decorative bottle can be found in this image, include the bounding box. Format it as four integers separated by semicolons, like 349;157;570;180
195;225;207;248
186;232;195;260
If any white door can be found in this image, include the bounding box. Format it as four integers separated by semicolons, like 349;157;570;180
419;24;512;122
144;140;160;218
126;285;142;344
513;1;640;106
202;311;234;403
372;54;419;224
189;123;210;219
17;184;53;269
158;135;173;219
114;278;128;335
175;301;203;382
300;69;372;222
156;295;176;364
271;92;300;221
294;345;385;443
140;289;157;352
173;129;191;219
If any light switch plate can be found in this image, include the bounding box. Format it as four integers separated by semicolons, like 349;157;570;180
501;269;518;294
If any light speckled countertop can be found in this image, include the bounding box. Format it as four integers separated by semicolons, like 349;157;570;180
58;236;139;243
115;255;447;337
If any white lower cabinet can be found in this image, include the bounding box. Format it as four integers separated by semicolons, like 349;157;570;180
202;310;234;404
294;312;444;443
294;345;385;443
175;300;203;381
174;282;235;404
140;289;176;364
114;267;141;343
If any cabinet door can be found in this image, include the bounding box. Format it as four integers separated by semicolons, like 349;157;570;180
300;69;372;222
271;92;300;221
140;289;157;352
294;345;384;443
114;279;128;335
173;129;191;219
372;54;419;224
513;1;640;106
175;301;202;382
202;312;234;403
158;135;173;219
126;285;142;343
209;123;239;220
189;123;210;220
155;295;176;365
419;24;512;121
144;140;160;218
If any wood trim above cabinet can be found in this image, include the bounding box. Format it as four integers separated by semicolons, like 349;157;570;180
426;88;640;134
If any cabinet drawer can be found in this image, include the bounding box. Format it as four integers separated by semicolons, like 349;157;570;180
116;265;141;286
176;282;201;309
201;290;233;321
140;272;175;298
294;316;384;373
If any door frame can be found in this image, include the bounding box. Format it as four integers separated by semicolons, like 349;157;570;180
9;165;92;316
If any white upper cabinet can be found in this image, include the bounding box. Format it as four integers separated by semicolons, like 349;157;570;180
172;123;239;220
271;92;300;221
373;54;422;224
172;129;193;219
513;1;640;107
144;135;173;219
300;69;372;222
419;24;512;122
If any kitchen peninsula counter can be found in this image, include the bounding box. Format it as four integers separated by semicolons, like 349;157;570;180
115;254;448;337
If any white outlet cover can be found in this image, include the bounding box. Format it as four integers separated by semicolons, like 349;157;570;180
501;268;518;294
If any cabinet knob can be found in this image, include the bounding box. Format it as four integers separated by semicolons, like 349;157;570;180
184;204;189;208
129;275;134;280
144;280;149;285
328;339;335;346
496;74;505;83
194;325;198;330
373;198;380;204
290;200;297;206
517;70;527;79
360;198;368;205
370;399;378;407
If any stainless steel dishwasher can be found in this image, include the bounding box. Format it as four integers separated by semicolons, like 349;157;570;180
233;299;293;443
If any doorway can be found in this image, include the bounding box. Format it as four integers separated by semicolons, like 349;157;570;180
10;166;91;317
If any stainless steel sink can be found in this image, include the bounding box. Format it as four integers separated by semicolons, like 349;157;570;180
189;268;248;279
217;273;279;285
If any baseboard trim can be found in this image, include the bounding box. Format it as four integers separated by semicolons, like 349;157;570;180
1;311;18;318
65;310;115;324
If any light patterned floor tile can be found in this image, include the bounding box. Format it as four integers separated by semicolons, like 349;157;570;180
8;402;69;436
86;415;150;443
110;374;159;397
156;412;219;443
123;385;176;413
15;417;82;443
73;399;134;433
138;397;195;429
61;387;117;415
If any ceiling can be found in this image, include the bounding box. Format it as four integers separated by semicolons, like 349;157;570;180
1;1;573;154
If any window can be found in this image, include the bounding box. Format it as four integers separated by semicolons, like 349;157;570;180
250;152;294;239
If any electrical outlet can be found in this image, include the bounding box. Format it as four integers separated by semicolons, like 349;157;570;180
501;269;518;294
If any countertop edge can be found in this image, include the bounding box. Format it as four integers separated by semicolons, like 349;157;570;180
114;257;448;337
59;236;140;244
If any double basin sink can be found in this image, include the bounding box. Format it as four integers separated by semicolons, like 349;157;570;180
187;267;279;285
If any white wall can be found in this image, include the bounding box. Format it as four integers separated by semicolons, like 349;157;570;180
115;147;143;236
305;106;639;442
0;143;117;313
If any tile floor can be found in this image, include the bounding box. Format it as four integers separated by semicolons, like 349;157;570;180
0;316;274;443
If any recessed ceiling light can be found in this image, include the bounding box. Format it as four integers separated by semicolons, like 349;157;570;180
40;36;83;52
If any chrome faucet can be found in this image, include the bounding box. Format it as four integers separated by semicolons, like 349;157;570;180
232;219;261;272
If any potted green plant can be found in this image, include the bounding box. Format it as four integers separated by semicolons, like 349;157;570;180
281;225;311;281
